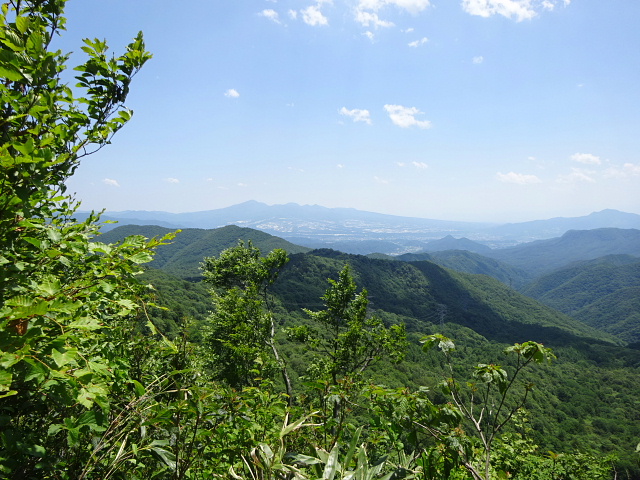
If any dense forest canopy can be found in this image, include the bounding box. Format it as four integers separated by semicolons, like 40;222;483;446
1;2;639;479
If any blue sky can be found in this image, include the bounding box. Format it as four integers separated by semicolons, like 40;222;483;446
61;0;640;222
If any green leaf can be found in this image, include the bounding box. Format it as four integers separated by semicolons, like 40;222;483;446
343;426;363;470
0;65;23;81
67;317;103;330
286;453;324;466
0;352;21;369
0;369;13;392
323;444;339;480
128;251;153;264
52;348;78;368
150;440;177;469
15;15;30;33
37;277;61;296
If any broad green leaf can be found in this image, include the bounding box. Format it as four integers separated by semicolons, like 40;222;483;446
15;16;30;33
0;352;21;369
37;277;61;296
285;453;324;466
52;348;78;368
0;65;23;81
150;440;177;469
343;426;363;470
0;369;13;392
323;444;339;480
67;316;102;330
128;251;153;264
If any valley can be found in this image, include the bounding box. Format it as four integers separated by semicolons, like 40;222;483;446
96;218;640;476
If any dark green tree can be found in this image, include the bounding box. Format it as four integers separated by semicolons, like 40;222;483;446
289;264;407;444
0;1;176;477
201;241;292;396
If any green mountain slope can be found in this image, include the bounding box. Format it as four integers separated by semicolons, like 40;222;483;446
576;286;640;343
485;228;640;276
400;249;533;289
522;255;640;343
271;249;617;348
134;232;640;473
96;224;311;279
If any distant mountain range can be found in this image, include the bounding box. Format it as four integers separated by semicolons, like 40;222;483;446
80;202;640;254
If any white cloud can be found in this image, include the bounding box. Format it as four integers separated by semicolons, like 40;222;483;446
408;37;429;47
103;178;120;187
337;164;344;169
384;104;432;129
165;177;180;184
355;0;430;28
557;168;596;184
340;107;372;124
472;55;484;64
604;163;640;179
461;0;566;21
302;4;329;26
571;152;601;165
374;176;390;184
288;9;298;19
497;172;541;184
363;31;375;41
224;89;240;98
622;163;640;175
358;0;431;15
403;27;415;33
412;161;428;169
260;9;281;23
355;10;395;27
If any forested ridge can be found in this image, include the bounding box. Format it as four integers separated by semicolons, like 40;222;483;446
1;2;639;479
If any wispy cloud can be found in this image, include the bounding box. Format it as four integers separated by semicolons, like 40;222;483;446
461;0;566;21
165;177;180;184
497;172;542;184
397;161;428;169
384;104;432;129
374;175;390;184
103;178;120;187
557;168;596;184
604;162;640;179
472;55;484;64
358;0;431;15
259;9;281;23
355;0;430;28
408;37;429;47
340;107;372;125
224;89;240;98
571;152;601;165
355;10;394;28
